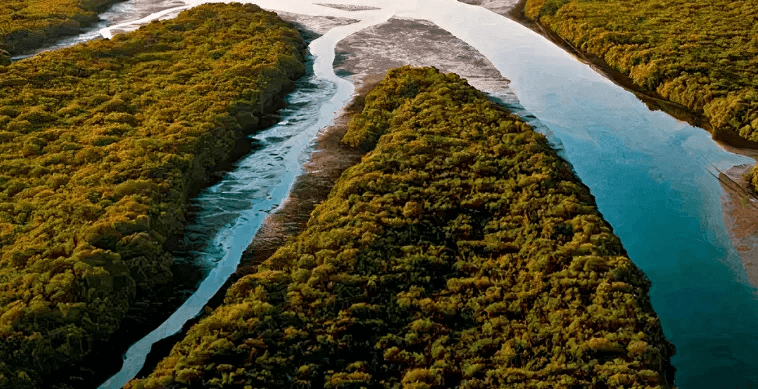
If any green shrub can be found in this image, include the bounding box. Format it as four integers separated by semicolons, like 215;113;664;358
0;3;305;387
523;0;757;142
523;0;758;192
0;0;126;56
129;67;675;389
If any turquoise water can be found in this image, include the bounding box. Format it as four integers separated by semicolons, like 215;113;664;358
432;6;758;386
560;120;758;388
39;0;758;387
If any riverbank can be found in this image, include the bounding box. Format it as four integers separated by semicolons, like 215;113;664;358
505;0;757;149
718;163;758;288
0;4;306;387
514;0;757;144
129;65;675;389
234;78;372;277
490;0;758;290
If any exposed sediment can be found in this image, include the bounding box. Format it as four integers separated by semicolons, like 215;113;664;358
334;17;513;95
128;66;675;389
237;85;371;276
719;163;758;289
457;0;521;16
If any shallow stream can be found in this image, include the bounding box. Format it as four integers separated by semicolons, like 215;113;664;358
18;0;758;387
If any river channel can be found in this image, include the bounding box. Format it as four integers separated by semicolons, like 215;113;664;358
19;0;758;387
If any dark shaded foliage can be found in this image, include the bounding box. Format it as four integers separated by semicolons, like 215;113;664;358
130;67;674;389
0;4;305;387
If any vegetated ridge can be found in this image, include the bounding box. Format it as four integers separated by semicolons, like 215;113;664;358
0;3;305;387
521;0;757;144
0;0;126;60
129;67;675;389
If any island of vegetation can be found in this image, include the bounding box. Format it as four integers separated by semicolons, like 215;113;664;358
0;3;306;387
128;67;675;389
0;0;127;58
520;0;758;187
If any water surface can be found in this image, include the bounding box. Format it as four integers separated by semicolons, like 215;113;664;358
31;0;758;387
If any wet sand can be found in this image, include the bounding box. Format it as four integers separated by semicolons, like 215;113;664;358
458;0;521;16
715;143;758;289
334;17;513;94
277;11;359;38
230;12;366;275
316;3;381;11
237;15;523;275
235;84;369;274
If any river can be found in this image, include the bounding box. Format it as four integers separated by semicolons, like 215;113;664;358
18;0;758;387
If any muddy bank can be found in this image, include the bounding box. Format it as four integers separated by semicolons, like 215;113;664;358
334;16;513;94
277;11;359;42
227;12;366;275
234;14;528;276
316;3;381;12
458;0;521;16
719;163;758;289
235;93;368;276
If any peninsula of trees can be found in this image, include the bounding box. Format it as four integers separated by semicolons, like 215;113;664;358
0;3;305;387
129;67;675;389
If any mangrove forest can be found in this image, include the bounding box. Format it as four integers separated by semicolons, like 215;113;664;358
0;0;127;58
0;3;305;387
128;67;675;389
521;0;758;186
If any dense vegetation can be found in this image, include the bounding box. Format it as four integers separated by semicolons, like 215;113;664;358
129;67;675;389
0;0;125;56
0;3;305;387
522;0;757;145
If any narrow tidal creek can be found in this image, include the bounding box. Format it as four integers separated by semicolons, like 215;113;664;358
25;0;758;387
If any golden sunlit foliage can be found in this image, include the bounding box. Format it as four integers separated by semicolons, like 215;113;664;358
0;3;305;387
129;67;674;389
0;0;125;55
524;0;757;144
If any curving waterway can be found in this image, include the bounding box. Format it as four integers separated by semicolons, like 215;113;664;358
21;0;758;387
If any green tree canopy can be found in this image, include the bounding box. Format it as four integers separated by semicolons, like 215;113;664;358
0;3;305;387
129;66;675;389
0;0;127;56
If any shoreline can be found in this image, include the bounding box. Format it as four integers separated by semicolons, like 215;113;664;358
501;0;758;290
505;0;758;150
234;13;528;276
234;79;373;275
718;163;758;289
